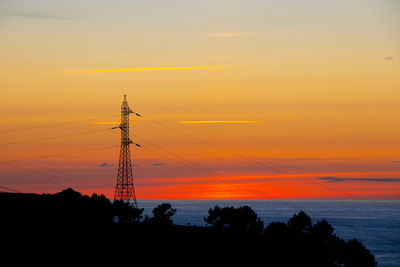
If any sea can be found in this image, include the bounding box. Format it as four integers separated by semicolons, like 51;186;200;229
138;199;400;267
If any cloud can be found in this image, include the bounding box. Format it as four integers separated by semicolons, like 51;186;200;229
280;117;297;120
317;177;400;183
289;158;321;161
58;66;233;74
208;32;244;37
266;157;349;161
392;161;400;164
0;11;67;20
385;57;394;61
178;120;261;124
98;163;113;168
151;162;164;166
89;121;121;125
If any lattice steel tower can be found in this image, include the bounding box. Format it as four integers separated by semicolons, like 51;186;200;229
114;94;139;207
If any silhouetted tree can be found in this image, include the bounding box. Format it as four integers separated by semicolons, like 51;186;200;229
112;200;144;224
264;221;290;241
88;193;114;223
91;192;109;203
1;188;378;267
343;239;377;267
311;219;335;241
147;203;177;225
204;205;264;233
288;210;312;234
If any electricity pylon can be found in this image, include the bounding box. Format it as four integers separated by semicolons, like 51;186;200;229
114;94;140;207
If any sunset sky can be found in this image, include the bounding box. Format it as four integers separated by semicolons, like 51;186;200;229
1;0;399;199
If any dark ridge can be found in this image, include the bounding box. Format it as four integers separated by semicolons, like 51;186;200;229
0;189;376;266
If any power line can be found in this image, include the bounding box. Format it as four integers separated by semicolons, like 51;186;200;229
142;116;368;200
0;127;115;146
209;122;365;175
146;118;287;174
0;155;110;189
0;114;121;193
134;134;283;200
0;145;119;165
0;114;119;134
134;135;325;214
0;185;22;193
0;143;120;193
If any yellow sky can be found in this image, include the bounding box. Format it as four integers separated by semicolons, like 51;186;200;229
0;0;399;198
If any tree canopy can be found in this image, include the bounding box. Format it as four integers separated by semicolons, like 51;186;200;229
1;189;377;267
204;205;264;234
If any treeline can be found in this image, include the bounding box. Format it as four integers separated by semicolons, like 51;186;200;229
0;188;376;266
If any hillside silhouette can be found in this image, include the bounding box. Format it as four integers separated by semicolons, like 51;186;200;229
1;188;376;266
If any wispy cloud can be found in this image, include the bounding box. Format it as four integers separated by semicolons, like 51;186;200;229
98;162;113;168
208;32;245;37
178;120;261;124
385;56;395;61
59;66;234;74
89;121;121;125
318;177;400;183
0;11;67;20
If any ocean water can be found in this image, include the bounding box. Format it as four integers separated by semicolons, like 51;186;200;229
138;199;400;267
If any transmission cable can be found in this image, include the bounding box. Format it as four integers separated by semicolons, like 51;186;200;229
0;127;116;146
134;134;291;200
134;135;325;213
0;145;119;165
142;116;368;200
0;114;119;134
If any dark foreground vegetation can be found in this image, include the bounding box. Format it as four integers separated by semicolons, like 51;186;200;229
1;188;376;266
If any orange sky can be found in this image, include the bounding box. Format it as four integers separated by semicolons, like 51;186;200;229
0;0;399;199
